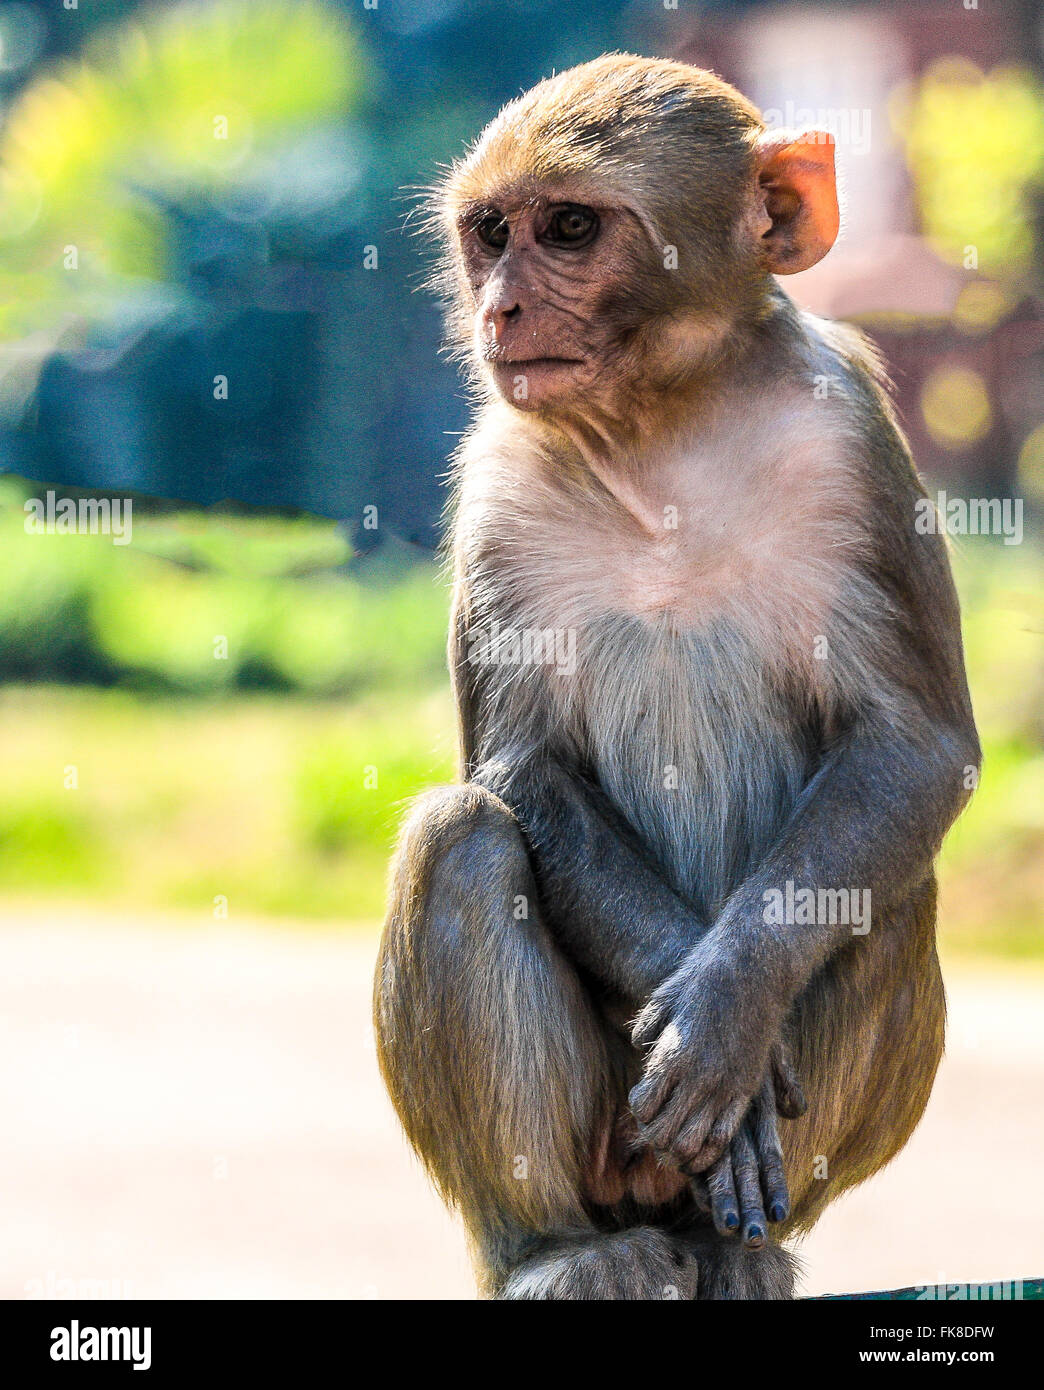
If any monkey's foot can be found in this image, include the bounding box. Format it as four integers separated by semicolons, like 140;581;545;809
676;1228;798;1300
498;1227;698;1301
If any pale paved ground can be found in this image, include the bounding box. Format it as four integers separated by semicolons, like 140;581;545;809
2;908;1041;1300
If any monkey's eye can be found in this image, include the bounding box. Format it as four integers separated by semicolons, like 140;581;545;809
542;205;599;248
474;213;509;252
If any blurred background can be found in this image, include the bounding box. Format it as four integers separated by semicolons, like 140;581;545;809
0;0;1041;1300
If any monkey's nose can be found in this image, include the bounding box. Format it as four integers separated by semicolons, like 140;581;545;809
485;300;522;341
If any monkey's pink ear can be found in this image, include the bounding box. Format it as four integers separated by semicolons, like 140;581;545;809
755;130;839;274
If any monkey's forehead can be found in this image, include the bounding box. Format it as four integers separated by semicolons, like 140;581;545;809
444;54;761;211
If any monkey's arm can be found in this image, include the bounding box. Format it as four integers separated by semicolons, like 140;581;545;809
474;752;700;1001
631;514;980;1173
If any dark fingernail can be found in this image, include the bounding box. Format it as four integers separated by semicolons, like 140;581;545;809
724;1211;739;1230
746;1225;765;1247
770;1202;787;1223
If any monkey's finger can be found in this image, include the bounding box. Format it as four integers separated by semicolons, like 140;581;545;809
770;1040;807;1120
672;1092;744;1175
731;1123;768;1250
670;1089;745;1178
670;1105;715;1174
704;1148;741;1237
628;1066;679;1127
752;1084;790;1225
635;1071;701;1150
631;998;670;1050
688;1172;712;1216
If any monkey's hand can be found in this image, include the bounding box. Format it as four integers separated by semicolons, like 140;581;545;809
628;938;792;1174
691;1063;804;1248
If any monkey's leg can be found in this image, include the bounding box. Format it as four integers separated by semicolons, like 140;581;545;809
779;882;946;1232
375;783;696;1299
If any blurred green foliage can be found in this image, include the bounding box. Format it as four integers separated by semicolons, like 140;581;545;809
0;682;455;921
897;58;1044;282
938;540;1044;957
0;0;360;334
0;471;456;920
0;476;447;693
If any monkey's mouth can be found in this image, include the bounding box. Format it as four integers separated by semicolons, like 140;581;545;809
487;356;584;369
487;357;586;389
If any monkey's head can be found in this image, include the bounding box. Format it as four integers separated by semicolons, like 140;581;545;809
436;54;839;427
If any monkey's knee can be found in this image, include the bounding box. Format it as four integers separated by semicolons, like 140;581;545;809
375;782;610;1249
384;782;532;940
376;782;542;1013
375;782;533;1100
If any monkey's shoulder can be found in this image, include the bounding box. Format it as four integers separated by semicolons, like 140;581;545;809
796;312;921;488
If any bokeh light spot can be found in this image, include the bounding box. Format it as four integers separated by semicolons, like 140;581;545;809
921;364;993;448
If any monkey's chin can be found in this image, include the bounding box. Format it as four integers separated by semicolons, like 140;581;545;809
489;359;585;410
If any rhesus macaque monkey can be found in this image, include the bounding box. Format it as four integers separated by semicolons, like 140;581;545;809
375;55;979;1299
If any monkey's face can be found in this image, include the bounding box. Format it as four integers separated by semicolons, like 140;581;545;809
439;56;767;426
456;192;652;413
440;55;839;432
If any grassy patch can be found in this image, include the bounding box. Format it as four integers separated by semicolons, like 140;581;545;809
0;477;449;695
0;684;455;921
